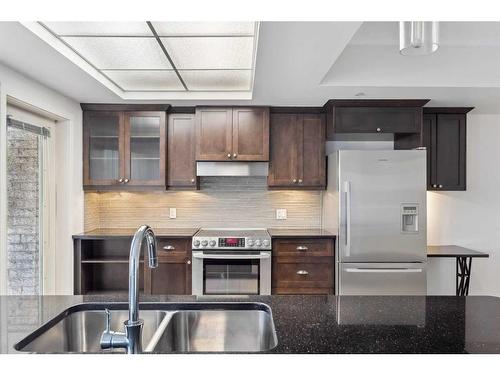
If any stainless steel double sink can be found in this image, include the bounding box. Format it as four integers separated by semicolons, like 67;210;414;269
14;302;278;354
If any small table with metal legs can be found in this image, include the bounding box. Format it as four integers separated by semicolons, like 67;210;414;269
427;245;489;296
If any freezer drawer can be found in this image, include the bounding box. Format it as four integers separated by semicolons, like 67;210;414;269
336;296;426;326
338;262;427;295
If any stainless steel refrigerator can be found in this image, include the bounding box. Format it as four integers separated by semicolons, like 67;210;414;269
322;150;427;295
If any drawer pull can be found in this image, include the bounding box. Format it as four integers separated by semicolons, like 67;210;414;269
162;245;175;251
296;270;309;275
296;246;308;251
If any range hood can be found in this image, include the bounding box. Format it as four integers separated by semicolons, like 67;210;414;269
196;162;269;177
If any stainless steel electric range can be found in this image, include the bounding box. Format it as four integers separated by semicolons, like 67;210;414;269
191;229;272;296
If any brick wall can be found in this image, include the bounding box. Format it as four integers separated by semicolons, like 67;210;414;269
6;127;40;295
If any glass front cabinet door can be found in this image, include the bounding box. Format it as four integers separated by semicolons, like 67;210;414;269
83;111;124;187
124;112;166;187
83;110;166;189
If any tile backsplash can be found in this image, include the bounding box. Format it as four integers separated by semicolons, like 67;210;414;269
84;177;322;230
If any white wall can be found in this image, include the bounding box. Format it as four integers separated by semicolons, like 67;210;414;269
427;114;500;296
0;62;83;295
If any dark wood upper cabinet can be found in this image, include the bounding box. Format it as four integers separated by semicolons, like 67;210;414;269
195;107;233;161
323;99;430;140
167;113;198;189
301;115;326;187
268;114;300;187
83;107;167;190
268;113;326;189
195;107;269;161
83;111;125;188
423;107;472;191
124;111;166;187
232;107;270;161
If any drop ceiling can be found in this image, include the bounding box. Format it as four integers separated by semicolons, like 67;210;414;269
27;21;259;99
2;22;500;113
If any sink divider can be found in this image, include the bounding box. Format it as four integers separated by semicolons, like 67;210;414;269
143;311;177;353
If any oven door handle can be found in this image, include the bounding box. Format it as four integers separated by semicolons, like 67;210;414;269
192;252;271;260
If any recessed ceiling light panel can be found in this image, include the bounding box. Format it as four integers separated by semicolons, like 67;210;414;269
61;37;172;69
30;21;259;99
103;70;185;91
160;36;255;70
152;22;255;36
42;22;152;36
181;69;252;91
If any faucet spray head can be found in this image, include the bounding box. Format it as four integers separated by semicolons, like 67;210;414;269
146;232;158;268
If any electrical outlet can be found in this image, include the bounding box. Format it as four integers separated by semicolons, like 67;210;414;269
276;208;287;220
169;208;177;219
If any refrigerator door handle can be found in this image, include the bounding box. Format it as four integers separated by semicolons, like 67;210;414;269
344;267;423;273
344;181;351;257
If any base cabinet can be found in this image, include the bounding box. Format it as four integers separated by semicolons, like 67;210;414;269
74;238;145;295
145;238;192;295
272;237;335;295
74;237;192;295
145;260;191;295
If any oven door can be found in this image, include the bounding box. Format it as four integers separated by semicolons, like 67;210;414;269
192;251;271;296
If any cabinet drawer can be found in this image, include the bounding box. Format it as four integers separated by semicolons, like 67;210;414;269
274;238;333;257
273;257;333;289
156;238;190;259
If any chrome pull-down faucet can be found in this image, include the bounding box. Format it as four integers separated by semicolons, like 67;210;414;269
100;225;158;353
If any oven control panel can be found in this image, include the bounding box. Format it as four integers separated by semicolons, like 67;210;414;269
192;235;271;250
219;238;245;247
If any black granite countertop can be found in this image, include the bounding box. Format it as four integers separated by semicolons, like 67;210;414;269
3;294;500;354
73;228;200;239
73;228;336;239
268;228;337;238
74;228;337;240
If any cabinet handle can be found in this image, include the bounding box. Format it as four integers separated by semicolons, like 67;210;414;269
227;153;231;158
118;178;124;183
296;246;308;251
376;128;382;132
233;153;237;158
292;179;297;183
298;179;303;183
432;184;437;188
191;178;195;183
124;178;129;183
438;185;443;188
186;260;191;265
296;270;309;275
162;245;175;251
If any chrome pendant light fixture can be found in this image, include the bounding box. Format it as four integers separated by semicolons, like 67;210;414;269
399;21;439;55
